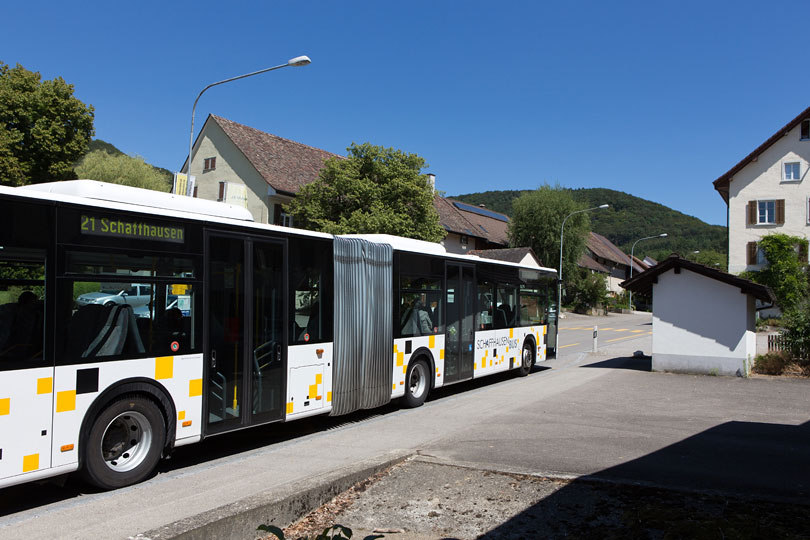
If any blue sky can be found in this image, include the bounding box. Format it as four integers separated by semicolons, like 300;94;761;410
4;1;810;226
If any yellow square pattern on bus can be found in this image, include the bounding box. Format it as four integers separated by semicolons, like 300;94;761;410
155;356;173;380
37;377;53;394
56;390;76;412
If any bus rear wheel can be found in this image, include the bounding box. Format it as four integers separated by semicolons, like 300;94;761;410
403;359;430;408
519;341;535;376
82;395;165;490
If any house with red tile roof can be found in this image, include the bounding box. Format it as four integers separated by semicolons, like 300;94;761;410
579;232;647;294
182;114;341;225
184;116;513;252
433;196;510;253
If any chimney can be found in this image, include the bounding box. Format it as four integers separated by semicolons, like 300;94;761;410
427;173;436;194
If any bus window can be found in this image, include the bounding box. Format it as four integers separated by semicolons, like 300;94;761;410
290;239;333;345
476;280;495;330
519;288;546;326
0;250;46;369
59;249;199;361
495;285;518;329
398;276;442;337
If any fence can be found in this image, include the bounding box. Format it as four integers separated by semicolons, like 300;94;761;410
767;333;787;352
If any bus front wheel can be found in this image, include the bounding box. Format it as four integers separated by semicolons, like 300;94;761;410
82;395;165;490
403;359;430;408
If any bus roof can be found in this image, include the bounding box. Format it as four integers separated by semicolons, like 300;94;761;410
341;233;557;274
3;181;556;275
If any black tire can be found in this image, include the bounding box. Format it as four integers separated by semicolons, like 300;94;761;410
82;395;165;490
403;359;430;408
519;340;535;376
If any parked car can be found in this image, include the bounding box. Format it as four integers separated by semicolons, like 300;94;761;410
76;284;152;308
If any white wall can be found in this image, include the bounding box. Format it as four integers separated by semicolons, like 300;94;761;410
652;268;755;376
727;121;810;273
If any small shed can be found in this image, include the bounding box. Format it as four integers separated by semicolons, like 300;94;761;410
621;255;775;377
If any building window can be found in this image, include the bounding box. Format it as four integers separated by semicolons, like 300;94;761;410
203;157;217;171
748;199;785;225
758;200;776;224
783;162;801;181
802;119;810;140
280;212;293;228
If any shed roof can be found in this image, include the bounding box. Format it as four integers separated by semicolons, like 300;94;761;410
587;232;645;272
620;254;775;303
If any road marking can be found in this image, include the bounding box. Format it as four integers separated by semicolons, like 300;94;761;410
558;343;580;349
606;331;652;342
612;329;629;332
630;329;644;333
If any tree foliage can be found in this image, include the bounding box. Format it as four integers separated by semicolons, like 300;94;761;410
286;143;445;241
568;268;609;311
452;187;727;261
508;184;591;280
741;233;809;313
75;150;171;192
0;62;94;186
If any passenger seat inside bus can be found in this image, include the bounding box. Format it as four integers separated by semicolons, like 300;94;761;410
67;304;145;358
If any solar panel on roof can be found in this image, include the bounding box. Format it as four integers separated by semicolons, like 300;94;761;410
452;201;509;222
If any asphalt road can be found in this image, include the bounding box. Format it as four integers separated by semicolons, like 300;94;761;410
1;315;808;539
555;311;652;355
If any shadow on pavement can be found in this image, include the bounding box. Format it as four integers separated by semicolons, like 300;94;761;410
0;366;554;517
482;420;810;538
581;355;651;371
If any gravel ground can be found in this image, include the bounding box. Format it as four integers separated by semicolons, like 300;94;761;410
267;459;810;540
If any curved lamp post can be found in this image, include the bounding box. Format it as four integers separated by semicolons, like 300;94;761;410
556;204;608;351
187;55;311;179
628;233;668;309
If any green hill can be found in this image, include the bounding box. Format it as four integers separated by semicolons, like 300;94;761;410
450;188;727;264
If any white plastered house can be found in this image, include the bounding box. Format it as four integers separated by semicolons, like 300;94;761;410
713;106;810;276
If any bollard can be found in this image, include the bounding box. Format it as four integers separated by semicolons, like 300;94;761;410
593;325;598;352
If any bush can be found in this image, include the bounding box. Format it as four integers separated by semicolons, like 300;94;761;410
781;303;810;362
753;351;793;375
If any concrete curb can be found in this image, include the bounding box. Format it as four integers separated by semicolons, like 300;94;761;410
139;449;413;540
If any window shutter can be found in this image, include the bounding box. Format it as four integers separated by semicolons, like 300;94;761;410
273;204;282;225
776;199;785;224
747;201;756;225
218;181;226;201
747;242;757;265
800;241;809;263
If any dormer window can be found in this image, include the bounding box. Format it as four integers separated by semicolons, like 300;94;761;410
802;119;810;140
203;157;217;171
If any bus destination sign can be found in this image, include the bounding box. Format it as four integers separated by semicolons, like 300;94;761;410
81;215;185;244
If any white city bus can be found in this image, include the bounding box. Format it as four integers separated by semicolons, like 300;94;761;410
0;180;557;490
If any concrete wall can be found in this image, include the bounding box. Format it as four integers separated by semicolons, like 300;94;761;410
651;268;755;376
728;120;810;273
190;121;273;223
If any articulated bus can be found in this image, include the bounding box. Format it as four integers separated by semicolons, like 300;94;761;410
0;180;557;490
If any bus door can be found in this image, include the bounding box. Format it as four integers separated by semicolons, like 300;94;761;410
444;263;475;382
205;233;286;434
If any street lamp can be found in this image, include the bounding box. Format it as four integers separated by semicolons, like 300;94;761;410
628;233;668;309
186;55;311;181
556;204;608;351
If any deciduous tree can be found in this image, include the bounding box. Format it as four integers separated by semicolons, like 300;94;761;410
0;62;94;186
508;184;591;282
75;150;171;192
287;143;445;242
